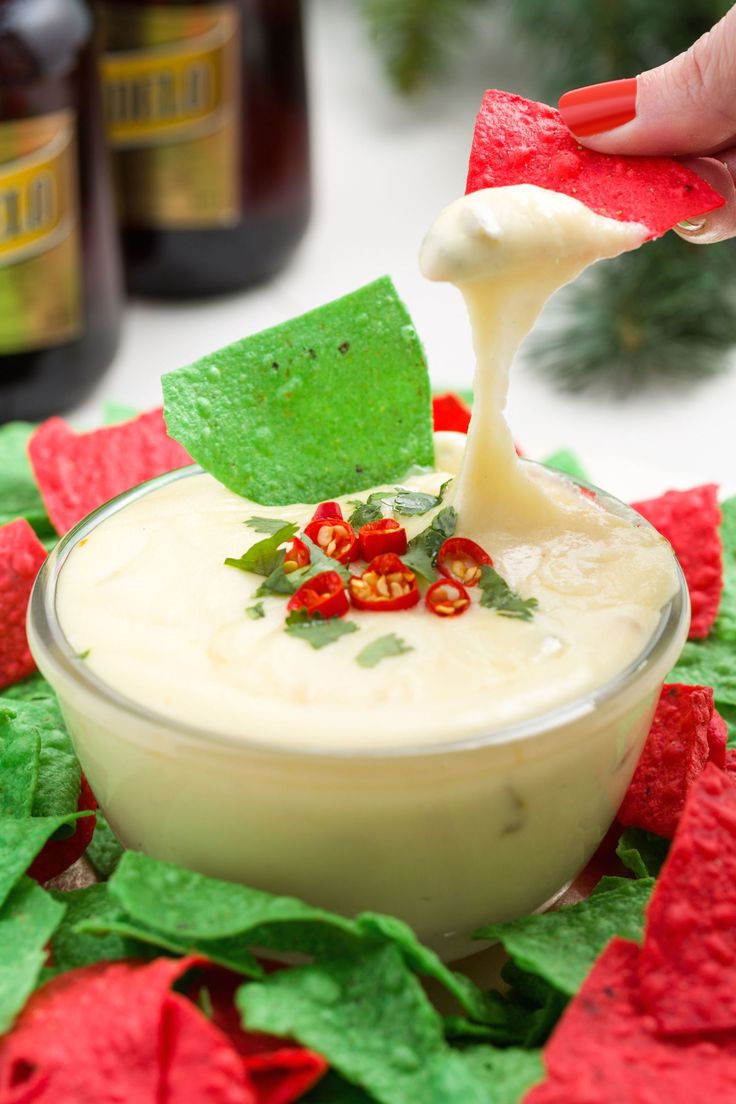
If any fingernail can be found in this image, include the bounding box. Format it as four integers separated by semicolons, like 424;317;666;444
558;77;638;138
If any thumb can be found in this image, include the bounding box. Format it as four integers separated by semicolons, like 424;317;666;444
558;6;736;157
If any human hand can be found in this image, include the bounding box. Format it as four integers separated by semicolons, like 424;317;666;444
558;5;736;243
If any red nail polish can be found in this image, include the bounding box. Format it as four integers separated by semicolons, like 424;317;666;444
558;77;637;138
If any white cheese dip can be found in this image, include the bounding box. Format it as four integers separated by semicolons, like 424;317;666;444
56;185;679;750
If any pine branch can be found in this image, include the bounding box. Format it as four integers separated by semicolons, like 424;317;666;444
504;0;731;100
527;235;736;396
362;0;486;94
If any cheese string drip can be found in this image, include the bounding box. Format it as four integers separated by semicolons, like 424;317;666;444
420;185;647;539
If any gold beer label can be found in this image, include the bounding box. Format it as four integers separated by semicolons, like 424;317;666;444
0;110;82;354
99;4;240;229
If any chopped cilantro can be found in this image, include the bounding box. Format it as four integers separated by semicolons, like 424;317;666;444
224;523;298;577
257;535;351;598
245;516;293;535
347;499;384;528
478;565;538;621
300;536;351;583
285;609;359;650
245;602;266;620
75;649;91;661
391;489;445;517
356;634;413;669
255;553;296;597
403;506;457;580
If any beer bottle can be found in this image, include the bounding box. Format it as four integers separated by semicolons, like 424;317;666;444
0;0;123;422
98;0;311;298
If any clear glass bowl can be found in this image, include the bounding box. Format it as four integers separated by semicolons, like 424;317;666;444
28;465;689;960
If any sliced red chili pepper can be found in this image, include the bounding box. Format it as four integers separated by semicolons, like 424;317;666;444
437;537;493;587
287;571;349;619
358;518;408;560
426;578;471;618
311;501;343;522
349;553;420;612
284;536;311;573
303;516;358;564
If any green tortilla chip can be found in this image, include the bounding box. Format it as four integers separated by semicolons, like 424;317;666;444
459;1046;545;1104
0;815;82;909
0;697;81;820
1;673;56;704
85;813;124;879
616;828;670;879
476;878;654;997
0;717;39;818
162;277;434;505
0;422;54;539
0;878;65;1031
238;943;492;1104
49;884;135;972
541;449;590;483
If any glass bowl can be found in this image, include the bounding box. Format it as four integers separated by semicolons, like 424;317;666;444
28;465;689;961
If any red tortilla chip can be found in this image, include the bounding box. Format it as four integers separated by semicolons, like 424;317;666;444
632;484;723;639
28;409;192;536
27;776;97;884
638;764;736;1035
0;519;47;690
725;748;736;777
161;992;256;1103
432;393;472;434
467;91;724;240
617;684;713;839
0;956;198;1102
526;937;736;1103
708;707;729;770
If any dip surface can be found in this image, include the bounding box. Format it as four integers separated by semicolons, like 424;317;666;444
56;185;680;750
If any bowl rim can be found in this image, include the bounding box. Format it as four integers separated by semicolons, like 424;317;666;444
28;462;691;761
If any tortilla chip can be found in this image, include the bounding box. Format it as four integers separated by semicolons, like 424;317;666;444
28;410;192;536
467;91;724;240
617;684;713;839
0;956;198;1101
0;520;47;691
27;776;97;885
632;485;723;639
638;764;736;1034
526;937;736;1102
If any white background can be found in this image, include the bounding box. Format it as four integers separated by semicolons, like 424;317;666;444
73;0;736;501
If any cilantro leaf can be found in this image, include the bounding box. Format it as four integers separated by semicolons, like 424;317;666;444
404;506;457;580
225;523;298;577
299;536;351;583
356;634;413;669
285;610;359;650
246;516;293;535
478;565;538;621
257;535;351;598
347;499;384;528
245;602;266;620
391;489;444;517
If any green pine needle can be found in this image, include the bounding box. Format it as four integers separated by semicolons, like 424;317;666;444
362;0;485;94
528;235;736;396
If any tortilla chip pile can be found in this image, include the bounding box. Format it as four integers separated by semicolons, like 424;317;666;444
0;383;733;1101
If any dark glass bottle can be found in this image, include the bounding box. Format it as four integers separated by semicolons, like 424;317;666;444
0;0;122;422
98;0;311;298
